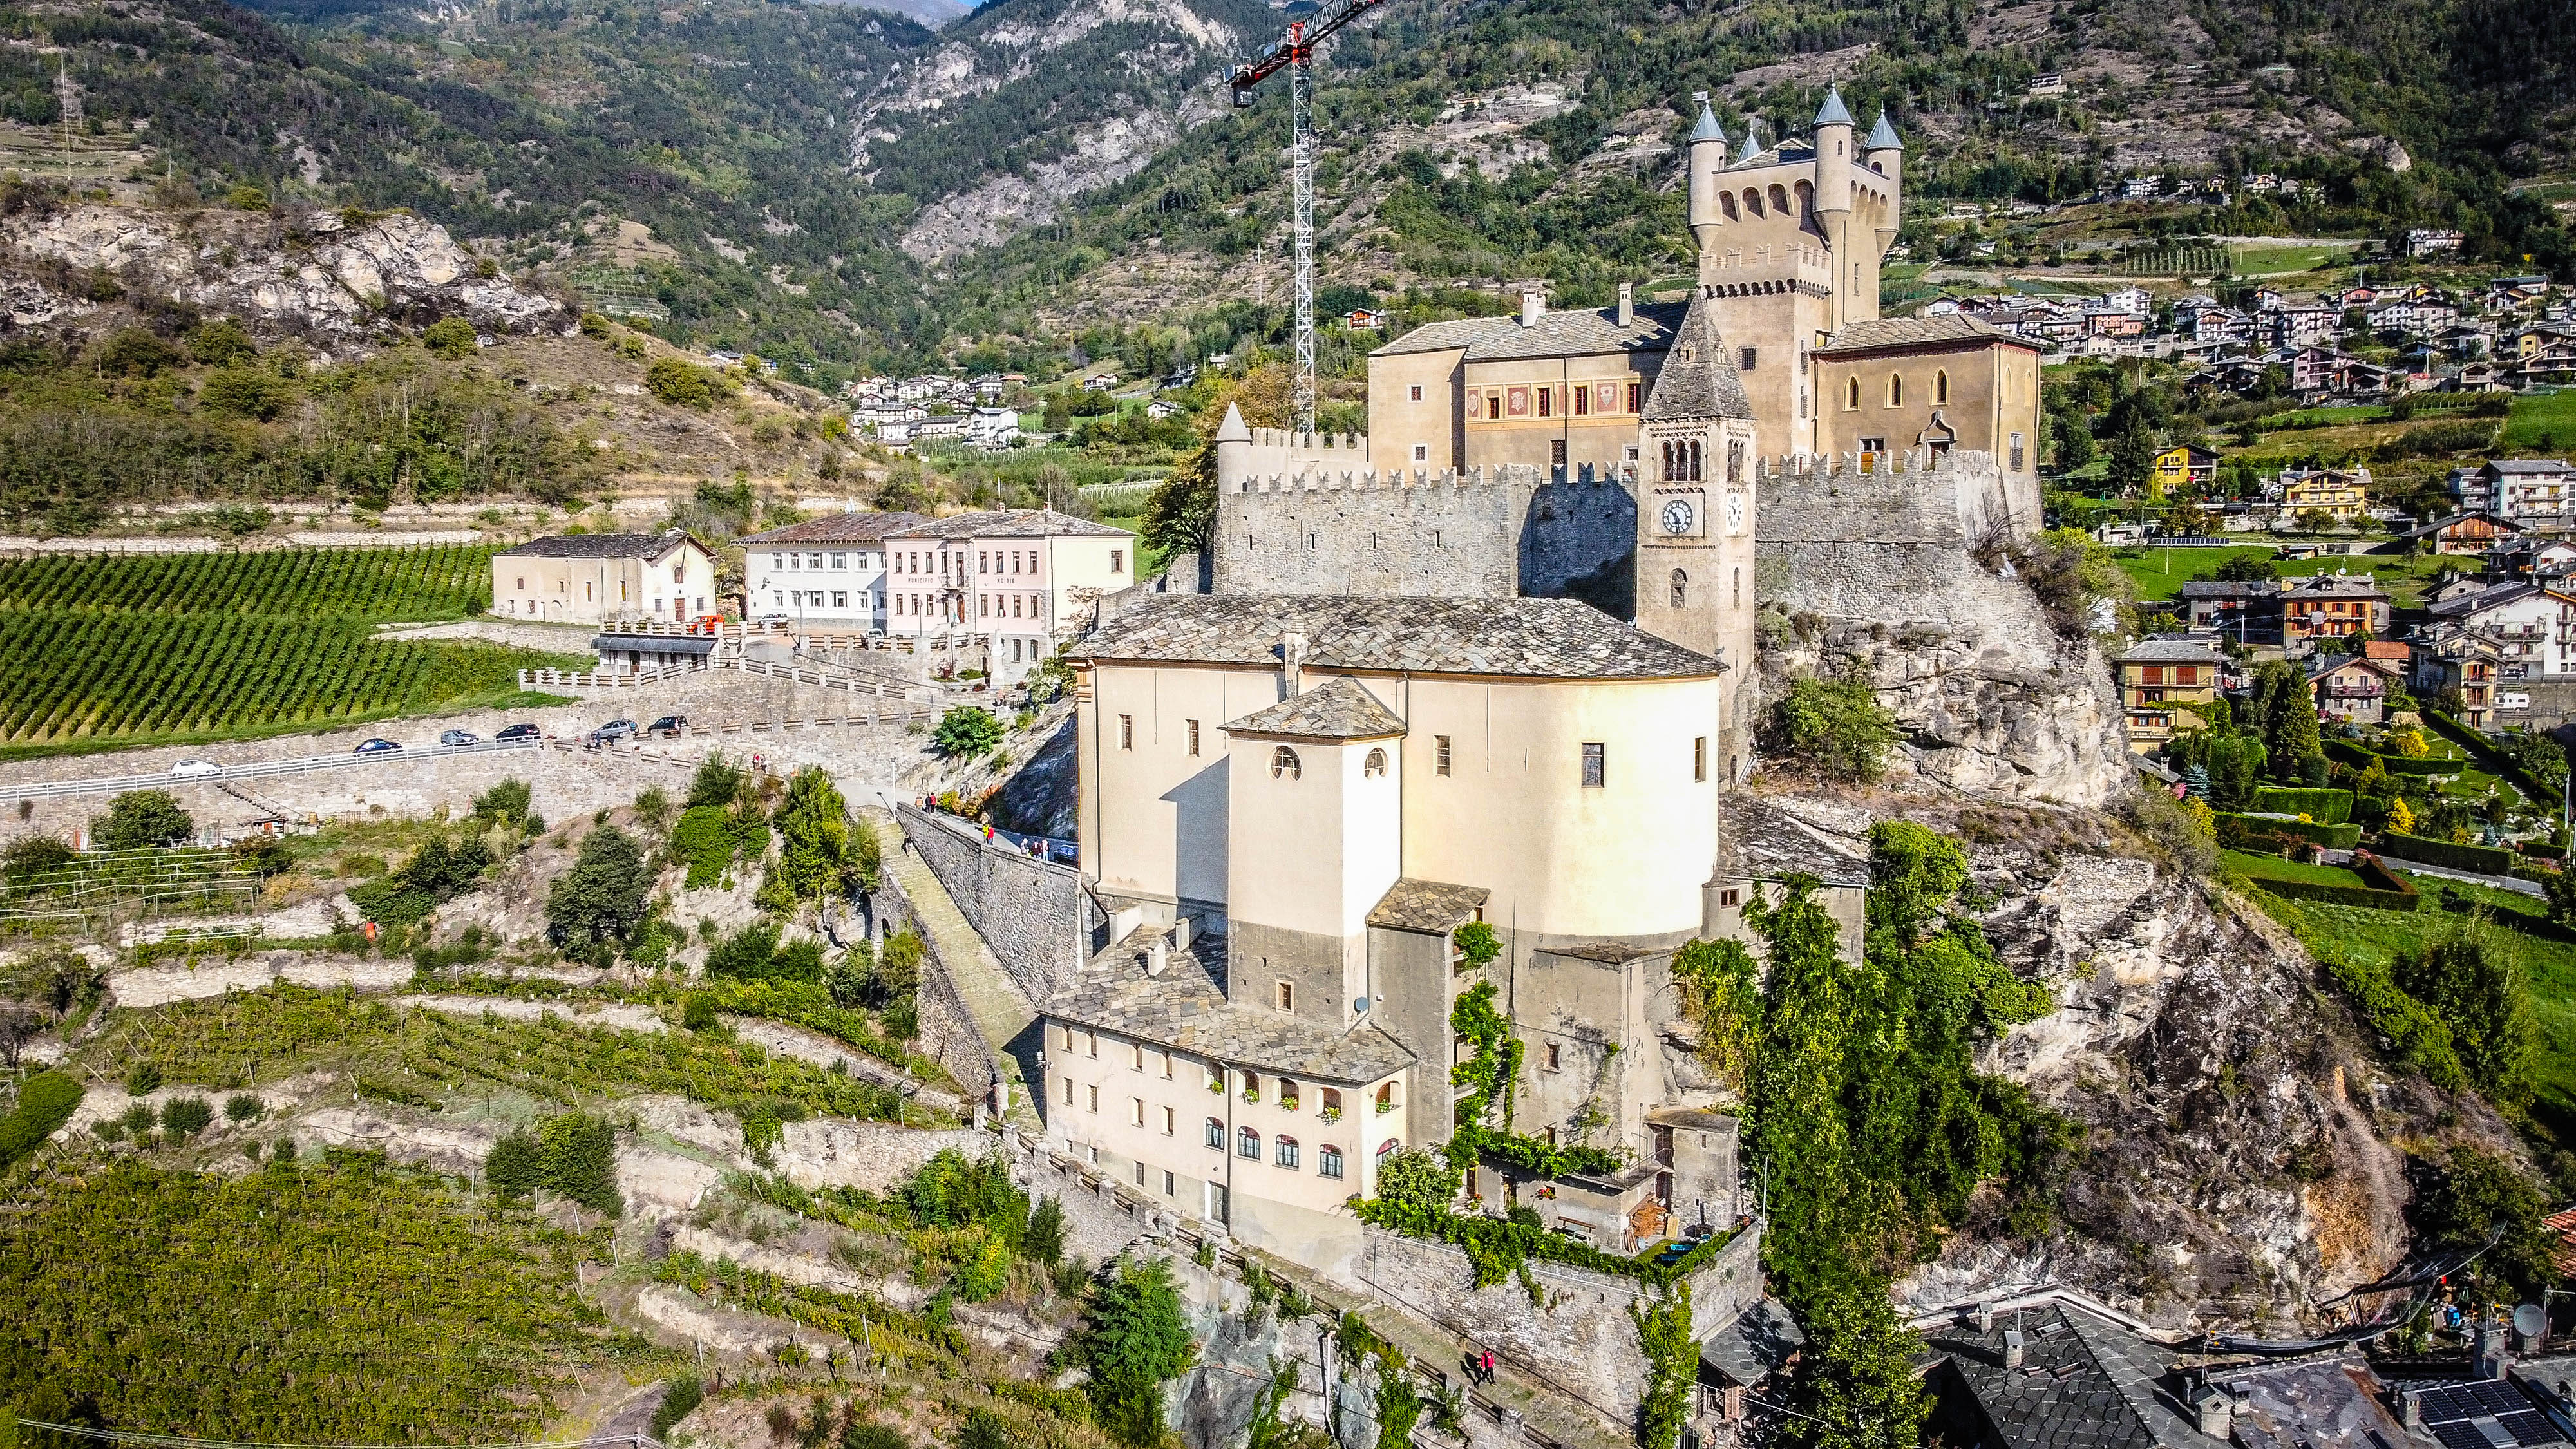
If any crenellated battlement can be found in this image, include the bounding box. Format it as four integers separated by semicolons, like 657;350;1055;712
1754;447;1995;480
1231;462;1548;495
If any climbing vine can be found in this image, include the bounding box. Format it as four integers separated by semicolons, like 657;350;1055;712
1448;980;1520;1129
1633;1285;1696;1449
1672;936;1761;1095
1452;922;1501;972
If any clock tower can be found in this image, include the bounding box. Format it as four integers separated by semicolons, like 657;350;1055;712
1633;287;1761;779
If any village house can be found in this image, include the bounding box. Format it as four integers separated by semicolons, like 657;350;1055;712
2150;444;2220;496
740;511;931;632
2477;459;2576;520
2280;467;2371;524
2309;652;2403;724
2393;511;2525;556
2176;579;2279;640
2278;573;2391;641
2114;635;2226;753
491;530;721;627
881;509;1135;682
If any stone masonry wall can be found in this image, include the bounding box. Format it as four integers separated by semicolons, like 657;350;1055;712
1214;467;1528;599
896;804;1093;1001
866;873;1003;1112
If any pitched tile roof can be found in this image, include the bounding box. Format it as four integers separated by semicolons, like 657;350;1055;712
1222;676;1408;740
1047;927;1418;1084
1077;594;1723;679
891;508;1132;540
1642;289;1755;422
1927;1302;2217;1449
1372;301;1687;363
1367;878;1492;934
1700;1297;1806;1386
739;511;932;545
498;529;707;560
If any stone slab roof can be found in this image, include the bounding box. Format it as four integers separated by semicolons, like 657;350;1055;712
893;508;1132;540
1715;795;1868;888
1372;301;1686;363
1547;941;1668;964
1222;676;1408;740
498;530;705;560
2175;580;2279;598
2215;1356;2412;1449
2117;636;2227;664
1077;594;1722;680
1048;927;1418;1084
1366;878;1490;934
1642;289;1755;422
740;511;932;545
1700;1298;1806;1385
1926;1302;2219;1449
1812;314;2034;355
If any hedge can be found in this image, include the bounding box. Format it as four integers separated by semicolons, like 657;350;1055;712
2239;872;2420;911
2425;709;2564;806
2249;787;2354;824
2353;851;2423;904
2325;740;2458;777
2373;831;2519;876
2521;840;2568;862
2221;813;2361;849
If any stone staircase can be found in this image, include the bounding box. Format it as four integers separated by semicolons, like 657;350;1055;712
864;805;1042;1132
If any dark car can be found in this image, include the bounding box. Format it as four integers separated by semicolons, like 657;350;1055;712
587;719;638;744
438;728;480;747
352;737;402;755
648;715;688;737
495;723;542;742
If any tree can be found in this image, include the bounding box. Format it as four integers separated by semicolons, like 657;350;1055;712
1072;1256;1197;1446
933;706;1004;757
2398;924;2535;1106
687;753;746;809
767;767;877;904
90;790;193;849
2410;1146;2561;1301
1372;1147;1462;1213
1765;675;1900;783
545;826;652;952
471;778;534;829
2211;552;2277;583
645;357;723;406
1141;440;1216;566
1783;1278;1929;1449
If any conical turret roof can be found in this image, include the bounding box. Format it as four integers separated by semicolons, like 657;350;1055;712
1864;109;1904;151
1641;289;1754;423
1733;124;1765;166
1689;100;1725;145
1814;84;1853;128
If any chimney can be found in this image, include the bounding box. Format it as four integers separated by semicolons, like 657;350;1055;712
2400;1392;2423;1430
1618;281;1634;328
2002;1330;2024;1369
1971;1304;1994;1335
2190;1382;2237;1441
1173;915;1195;952
1145;938;1169;978
1521;290;1544;327
1282;630;1308;696
2476;1319;2515;1379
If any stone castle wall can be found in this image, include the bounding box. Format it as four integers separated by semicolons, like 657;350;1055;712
897;804;1092;1002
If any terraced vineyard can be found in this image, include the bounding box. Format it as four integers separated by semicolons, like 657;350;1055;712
0;547;589;754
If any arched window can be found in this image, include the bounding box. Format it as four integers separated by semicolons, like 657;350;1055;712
1742;187;1763;218
1378;1138;1401;1158
1719;191;1738;221
1276;1135;1300;1169
1934;369;1951;404
1206;1117;1225;1149
1364;748;1387;777
1271;746;1300;780
1671;569;1688;607
1239;1126;1262;1159
1319;1146;1345;1179
1689;440;1703;480
1793;179;1813;216
1376;1082;1397;1108
1727;439;1745;484
1846;376;1861;410
1660;440;1674;480
1768;184;1790;215
1888;374;1904;406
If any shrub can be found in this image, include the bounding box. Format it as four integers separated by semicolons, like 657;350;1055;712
2217;812;2360;849
688;753;746;808
769;768;876;904
933;706;1004;757
546;826;652;951
650;1377;703;1441
706;922;826;983
2249;786;2353;823
125;1061;163;1095
160;1095;214;1137
1765;674;1900;782
198;365;298;420
0;1070;84;1166
645;356;723;407
90;790;194;849
224;1094;264;1122
670;802;767;889
422;317;478;358
1072;1256;1197;1446
681;992;721;1032
484;1113;621;1214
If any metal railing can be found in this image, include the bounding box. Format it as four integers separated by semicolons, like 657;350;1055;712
3;737;544;801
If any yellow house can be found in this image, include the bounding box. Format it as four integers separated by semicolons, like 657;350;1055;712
2281;468;2370;523
2116;636;2225;752
2149;445;2219;498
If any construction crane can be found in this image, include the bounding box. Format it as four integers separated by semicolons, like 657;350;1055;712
1229;0;1388;434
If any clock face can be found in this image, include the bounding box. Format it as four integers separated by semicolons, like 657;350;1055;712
1660;498;1696;535
1724;491;1747;534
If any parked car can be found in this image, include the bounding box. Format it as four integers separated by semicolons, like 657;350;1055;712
439;728;480;747
688;614;724;634
495;723;542;742
169;759;220;779
587;719;638;744
647;715;688;736
353;737;402;755
751;612;791;627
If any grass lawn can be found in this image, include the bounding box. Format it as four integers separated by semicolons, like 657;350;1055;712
2502;390;2576;453
2221;848;2369;887
2113;544;2276;600
2229;243;2362;276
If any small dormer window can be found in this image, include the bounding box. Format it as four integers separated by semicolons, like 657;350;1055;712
1272;746;1301;780
1364;748;1387;777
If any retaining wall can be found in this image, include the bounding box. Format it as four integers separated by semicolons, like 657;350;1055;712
896;804;1093;1002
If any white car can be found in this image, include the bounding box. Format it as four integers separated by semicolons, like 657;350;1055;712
169;759;220;779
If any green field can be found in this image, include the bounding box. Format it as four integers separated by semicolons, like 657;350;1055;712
2228;243;2360;276
2117;546;2456;610
2221;848;2370;889
2502;390;2576;452
0;547;588;757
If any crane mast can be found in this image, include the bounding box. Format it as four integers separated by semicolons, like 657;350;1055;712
1229;0;1386;435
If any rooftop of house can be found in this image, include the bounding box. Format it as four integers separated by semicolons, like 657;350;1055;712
1365;878;1491;935
1048;925;1419;1085
1700;1297;1807;1387
1372;300;1687;365
1715;794;1869;888
2281;574;2390;600
2485;459;2576;476
2175;580;2280;598
2117;635;2230;664
2430;581;2553;618
1222;677;1410;741
2307;653;2401;681
1077;594;1724;681
1926;1301;2219;1449
893;508;1132;540
739;511;933;545
497;529;706;561
1812;314;2034;355
2396;1373;2575;1448
1642;289;1755;422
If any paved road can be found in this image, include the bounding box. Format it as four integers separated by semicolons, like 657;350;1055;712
2384;859;2545;900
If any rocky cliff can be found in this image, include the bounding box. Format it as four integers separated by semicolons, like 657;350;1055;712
1746;791;2492;1334
0;202;564;350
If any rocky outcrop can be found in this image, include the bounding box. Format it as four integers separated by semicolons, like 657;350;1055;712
2;203;564;346
1750;791;2477;1334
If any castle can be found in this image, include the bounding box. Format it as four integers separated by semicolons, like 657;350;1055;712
1030;90;2047;1271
